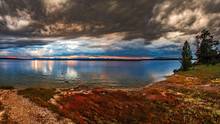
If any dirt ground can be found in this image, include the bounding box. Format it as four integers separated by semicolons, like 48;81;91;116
0;90;74;124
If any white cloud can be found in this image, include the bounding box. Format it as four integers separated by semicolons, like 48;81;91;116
42;0;72;14
151;0;220;40
2;9;33;31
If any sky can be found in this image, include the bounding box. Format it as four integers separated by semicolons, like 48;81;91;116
0;34;183;58
0;0;219;58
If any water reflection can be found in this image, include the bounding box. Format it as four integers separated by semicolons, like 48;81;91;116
0;60;181;88
31;60;54;75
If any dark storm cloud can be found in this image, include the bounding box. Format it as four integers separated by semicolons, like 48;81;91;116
0;35;54;49
0;40;49;49
0;0;162;35
148;0;220;39
0;0;219;57
0;0;219;40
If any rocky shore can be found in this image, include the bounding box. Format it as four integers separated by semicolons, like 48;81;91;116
0;64;219;124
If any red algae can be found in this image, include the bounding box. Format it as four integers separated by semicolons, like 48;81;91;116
51;75;220;124
55;89;150;124
16;65;220;124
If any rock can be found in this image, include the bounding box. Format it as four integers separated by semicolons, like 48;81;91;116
49;98;58;106
53;95;61;100
211;78;220;83
0;110;6;121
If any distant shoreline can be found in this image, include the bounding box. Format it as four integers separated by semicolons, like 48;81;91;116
0;57;185;61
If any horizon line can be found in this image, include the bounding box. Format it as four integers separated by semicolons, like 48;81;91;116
0;56;184;61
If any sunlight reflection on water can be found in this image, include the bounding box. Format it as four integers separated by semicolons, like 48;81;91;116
0;60;180;88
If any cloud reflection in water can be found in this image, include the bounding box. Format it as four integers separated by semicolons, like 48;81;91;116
0;60;180;88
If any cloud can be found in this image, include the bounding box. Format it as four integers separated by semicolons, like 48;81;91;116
0;0;219;57
0;0;219;40
0;34;181;57
42;0;72;14
148;0;220;40
5;10;32;31
0;35;53;49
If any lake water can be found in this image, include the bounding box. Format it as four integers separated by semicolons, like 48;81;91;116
0;60;180;88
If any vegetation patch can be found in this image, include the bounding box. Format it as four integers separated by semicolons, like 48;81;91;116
18;88;56;103
16;84;220;124
55;89;150;124
0;86;15;90
17;88;62;115
144;87;220;124
178;64;220;82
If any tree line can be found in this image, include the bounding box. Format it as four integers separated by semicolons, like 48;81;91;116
181;29;220;71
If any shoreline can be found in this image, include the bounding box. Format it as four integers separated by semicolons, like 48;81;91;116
0;57;183;61
0;64;219;123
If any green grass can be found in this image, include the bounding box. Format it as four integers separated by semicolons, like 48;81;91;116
178;64;220;81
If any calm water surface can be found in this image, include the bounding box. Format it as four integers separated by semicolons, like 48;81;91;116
0;60;180;88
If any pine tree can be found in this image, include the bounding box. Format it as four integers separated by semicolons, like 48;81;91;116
196;29;219;64
181;41;192;71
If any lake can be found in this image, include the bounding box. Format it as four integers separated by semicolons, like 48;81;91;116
0;60;180;88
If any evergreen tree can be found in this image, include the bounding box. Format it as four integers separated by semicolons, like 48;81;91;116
181;41;192;71
196;29;219;64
